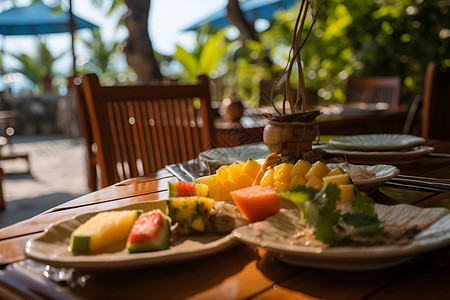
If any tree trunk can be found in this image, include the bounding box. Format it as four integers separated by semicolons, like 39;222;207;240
123;0;162;81
226;0;257;43
226;0;273;67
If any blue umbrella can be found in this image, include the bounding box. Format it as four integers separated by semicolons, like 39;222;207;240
0;2;97;35
184;0;297;31
0;2;98;76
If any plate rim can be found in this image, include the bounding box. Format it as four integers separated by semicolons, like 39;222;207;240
232;204;450;270
328;134;426;151
24;201;236;270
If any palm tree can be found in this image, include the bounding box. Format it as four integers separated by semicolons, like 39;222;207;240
11;38;64;93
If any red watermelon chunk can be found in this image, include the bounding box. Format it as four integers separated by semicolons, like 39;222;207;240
126;209;172;253
168;181;209;197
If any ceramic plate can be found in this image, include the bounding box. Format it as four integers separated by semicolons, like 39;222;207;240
198;143;270;166
328;134;426;151
328;163;400;192
25;201;236;270
233;204;450;271
319;145;434;165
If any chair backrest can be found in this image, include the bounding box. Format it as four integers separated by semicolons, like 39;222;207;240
344;76;402;110
421;62;450;140
82;73;216;187
71;77;98;191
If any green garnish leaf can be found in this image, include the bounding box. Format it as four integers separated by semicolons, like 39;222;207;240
282;183;382;245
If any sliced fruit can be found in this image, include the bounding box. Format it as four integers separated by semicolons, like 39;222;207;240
273;163;294;192
233;173;255;190
227;162;244;181
290;173;308;188
242;158;262;179
167;196;215;235
326;167;345;177
305;161;331;180
338;184;356;205
168;181;208;198
70;210;141;254
126;209;172;253
322;173;352;186
306;175;324;189
291;159;312;178
230;185;280;222
260;168;275;187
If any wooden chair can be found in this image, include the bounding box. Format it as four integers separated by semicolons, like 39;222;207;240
71;77;98;191
82;73;216;188
344;76;402;110
421;62;450;140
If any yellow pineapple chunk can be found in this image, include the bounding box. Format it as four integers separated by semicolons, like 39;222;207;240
326;167;345;177
167;197;215;234
306;175;324;189
70;210;140;254
273;163;294;192
323;174;352;186
233;173;254;190
290;173;308;188
216;165;230;180
242;158;262;179
291;159;312;178
305;161;331;180
338;184;356;205
260;168;275;187
274;163;294;182
203;174;224;201
227;162;244;181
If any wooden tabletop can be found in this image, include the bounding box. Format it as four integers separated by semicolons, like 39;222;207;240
1;139;449;299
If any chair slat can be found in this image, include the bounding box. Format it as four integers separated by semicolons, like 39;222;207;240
81;73;215;187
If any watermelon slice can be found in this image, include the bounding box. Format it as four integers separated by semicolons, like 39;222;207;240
126;209;172;253
168;181;209;197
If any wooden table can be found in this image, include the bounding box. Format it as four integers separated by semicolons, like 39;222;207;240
1;139;449;299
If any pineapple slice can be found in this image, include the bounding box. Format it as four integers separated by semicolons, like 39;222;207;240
70;210;141;254
260;168;275;187
273;163;294;192
290;173;308;188
337;184;356;205
242;158;262;180
306;175;324;189
323;173;352;186
305;161;331;180
167;197;215;235
291;159;312;178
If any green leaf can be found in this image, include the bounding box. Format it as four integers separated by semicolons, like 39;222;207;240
199;30;227;74
174;46;199;80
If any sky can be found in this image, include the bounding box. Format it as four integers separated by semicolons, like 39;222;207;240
0;0;228;92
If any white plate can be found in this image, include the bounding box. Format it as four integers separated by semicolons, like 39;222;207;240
328;134;425;151
233;204;450;271
25;201;236;270
328;163;400;192
319;145;434;165
198;143;270;166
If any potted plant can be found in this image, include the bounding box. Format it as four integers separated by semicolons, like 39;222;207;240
263;0;323;163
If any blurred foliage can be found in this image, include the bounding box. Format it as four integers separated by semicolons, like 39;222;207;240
78;28;135;85
10;38;65;93
174;29;229;81
174;0;449;107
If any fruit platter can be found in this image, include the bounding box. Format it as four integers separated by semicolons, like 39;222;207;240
25;153;450;271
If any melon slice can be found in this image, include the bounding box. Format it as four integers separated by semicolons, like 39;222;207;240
126;209;172;253
70;210;141;254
